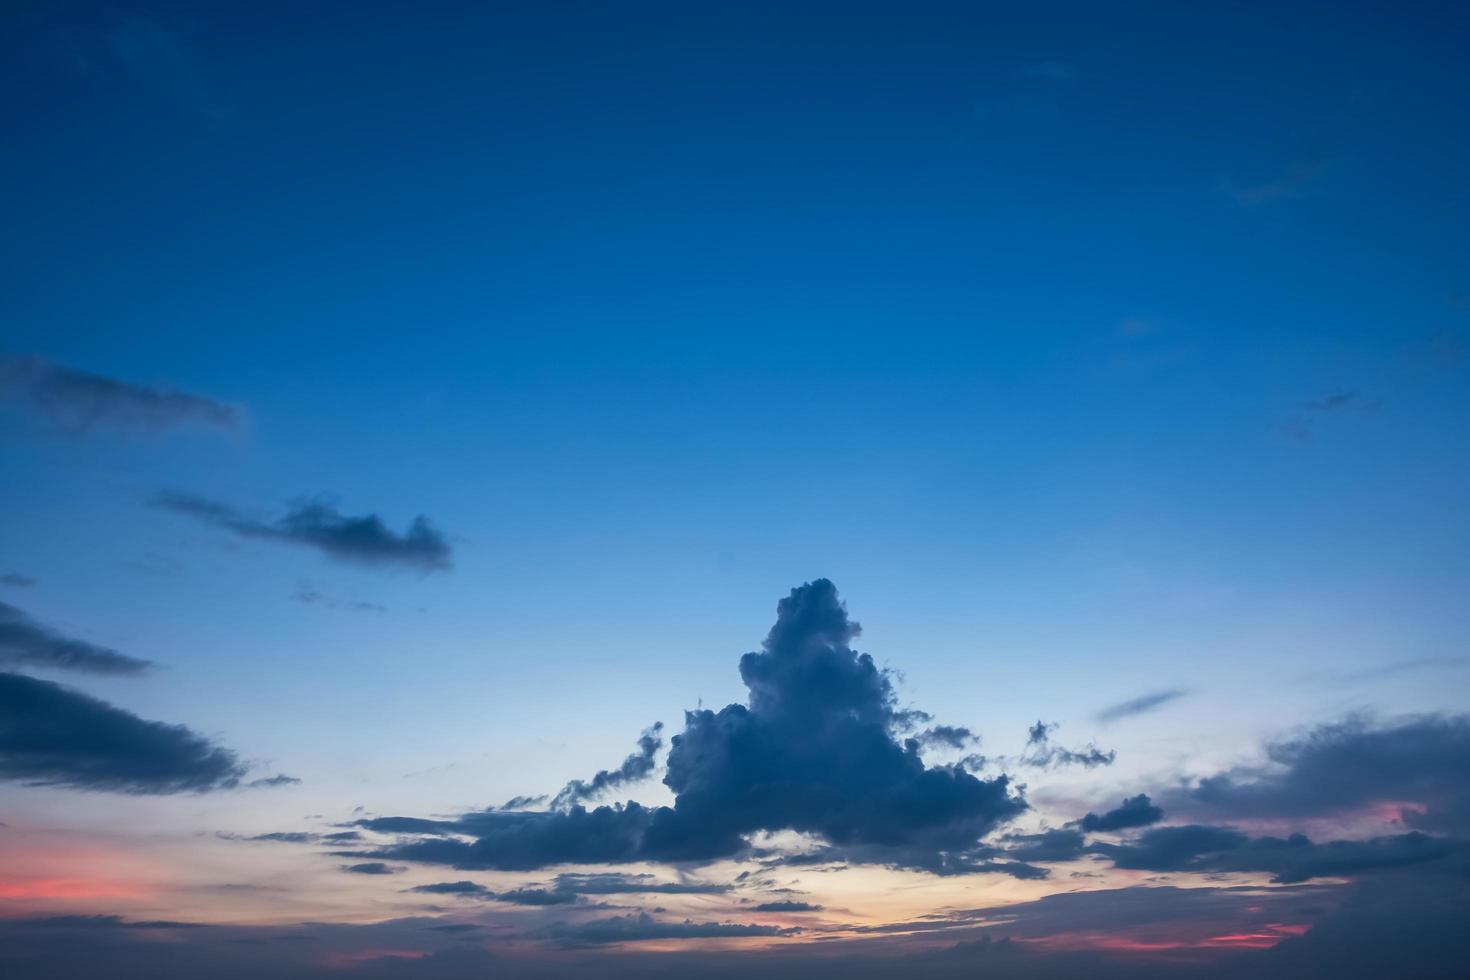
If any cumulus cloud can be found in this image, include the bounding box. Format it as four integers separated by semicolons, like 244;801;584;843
152;492;453;571
1079;794;1165;832
551;724;664;809
0;355;242;434
0;601;152;675
358;580;1026;874
1095;690;1188;724
0;671;249;793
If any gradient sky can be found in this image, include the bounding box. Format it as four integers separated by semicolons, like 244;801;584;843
2;3;1468;978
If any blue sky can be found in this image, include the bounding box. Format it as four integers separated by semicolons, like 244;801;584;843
1;3;1468;977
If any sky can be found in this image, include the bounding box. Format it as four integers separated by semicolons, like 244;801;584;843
1;1;1468;977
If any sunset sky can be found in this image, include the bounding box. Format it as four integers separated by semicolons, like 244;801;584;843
2;3;1468;978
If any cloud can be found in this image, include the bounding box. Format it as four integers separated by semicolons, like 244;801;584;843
914;725;976;750
18;915;204;931
341;863;399;875
1225;159;1329;206
0;355;242;434
1095;690;1188;724
0;671;248;793
1080;794;1165;832
1020;721;1115;769
290;590;387;613
408;881;492;897
1091;825;1457;884
551;873;729;895
998;829;1088;863
492;888;583;906
551;724;664;808
540;912;795;948
1;573;37;588
359;581;1026;874
1301;657;1469;688
152;492;453;571
0;601;153;675
1281;390;1380;441
751;901;822;912
1173;715;1470;834
406;874;726;906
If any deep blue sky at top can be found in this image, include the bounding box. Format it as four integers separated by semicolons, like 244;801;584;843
1;2;1467;805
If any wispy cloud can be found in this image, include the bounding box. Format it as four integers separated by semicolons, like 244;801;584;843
1095;689;1189;724
152;492;453;571
1225;158;1329;206
290;590;387;614
0;601;152;675
0;671;249;793
0;355;243;435
1281;390;1380;441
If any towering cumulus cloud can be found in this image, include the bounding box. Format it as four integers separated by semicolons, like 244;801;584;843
360;580;1026;873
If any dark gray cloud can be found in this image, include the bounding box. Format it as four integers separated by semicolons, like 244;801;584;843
360;581;1025;874
1091;825;1458;884
0;601;153;675
1095;690;1188;724
341;862;399;875
551;724;664;809
152;492;452;571
750;901;821;912
998;829;1088;863
0;671;249;793
407;874;722;906
493;888;583;907
540;912;795;948
1;573;37;588
550;873;728;896
914;725;975;750
408;881;493;897
1079;794;1165;832
1020;721;1115;769
0;355;242;434
18;915;205;931
1174;715;1470;834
